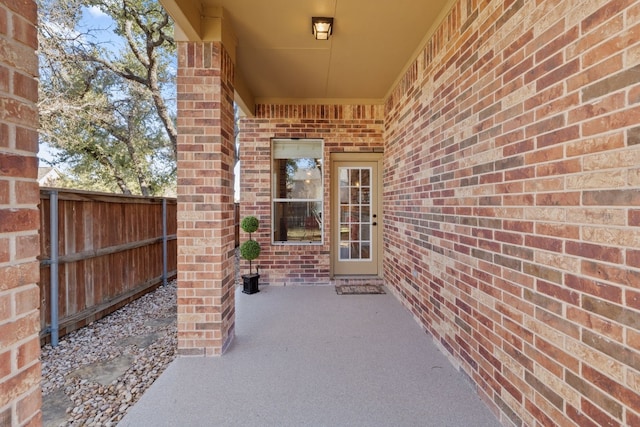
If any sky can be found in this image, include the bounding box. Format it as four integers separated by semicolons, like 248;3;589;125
38;5;241;199
38;6;119;167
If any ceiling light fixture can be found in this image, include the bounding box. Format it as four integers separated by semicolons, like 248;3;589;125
312;17;333;40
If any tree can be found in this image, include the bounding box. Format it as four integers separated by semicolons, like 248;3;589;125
38;0;177;196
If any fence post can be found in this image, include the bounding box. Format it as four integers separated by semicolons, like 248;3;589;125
50;189;59;347
162;198;168;286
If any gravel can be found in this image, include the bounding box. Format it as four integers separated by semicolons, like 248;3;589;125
42;251;243;426
41;281;178;426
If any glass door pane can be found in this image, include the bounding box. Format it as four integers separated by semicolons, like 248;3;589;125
338;167;372;261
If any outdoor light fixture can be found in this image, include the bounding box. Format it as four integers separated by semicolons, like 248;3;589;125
312;17;333;40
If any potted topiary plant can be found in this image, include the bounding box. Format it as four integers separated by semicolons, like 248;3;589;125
239;215;261;294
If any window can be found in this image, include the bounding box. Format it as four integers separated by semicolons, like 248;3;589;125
272;139;323;244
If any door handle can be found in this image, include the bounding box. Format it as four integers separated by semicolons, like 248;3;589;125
372;222;377;226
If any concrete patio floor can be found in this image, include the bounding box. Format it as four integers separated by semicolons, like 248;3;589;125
120;285;501;427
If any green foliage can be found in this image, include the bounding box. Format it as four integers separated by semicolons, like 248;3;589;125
38;0;177;196
240;216;259;233
240;216;260;274
240;239;261;262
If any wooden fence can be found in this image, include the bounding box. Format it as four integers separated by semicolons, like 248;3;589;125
39;189;177;343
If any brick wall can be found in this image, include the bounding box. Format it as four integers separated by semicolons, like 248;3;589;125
239;105;384;285
384;0;640;426
0;0;42;424
176;41;236;356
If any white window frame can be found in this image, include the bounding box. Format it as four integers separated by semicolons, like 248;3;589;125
271;139;324;245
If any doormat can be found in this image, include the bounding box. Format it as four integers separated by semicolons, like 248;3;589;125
335;284;386;295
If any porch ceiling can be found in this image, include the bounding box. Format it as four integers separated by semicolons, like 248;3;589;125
160;0;452;110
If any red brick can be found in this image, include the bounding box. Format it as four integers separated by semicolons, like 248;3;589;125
14;180;39;205
565;274;622;303
582;295;639;331
534;23;578;63
0;64;8;93
537;280;579;305
525;370;564;410
0;362;40;408
566;241;623;264
536;336;579;372
2;0;41;423
630;86;640;106
581;0;636;34
583;330;640;371
11;14;37;49
15;234;38;260
567;370;623;423
583;365;640;412
0;349;10;379
569;92;625;124
0;7;6;36
536;59;580;92
0;289;10;319
583;64;640;102
0;154;37;179
567;403;599;427
0;209;39;233
14;284;38;317
536;192;580;206
568;306;624;341
0;97;38;124
16;388;41;425
504;56;533;84
0;311;39;348
628;412;640;427
525;145;563;164
537;125;580;148
629;287;640;315
629;126;640;145
524;235;563;253
0;123;8;148
582;190;640;206
504;165;535;181
536;222;580;239
567;54;623;94
566;133;624;157
524;396;556;427
525;341;564;379
582;260;640;286
16;336;39;370
525;114;564;139
0;262;39;292
583;22;640;68
523;177;563;192
525;52;563;85
13;71;38;102
580;399;621;427
503;194;533;205
495;371;523;403
583;105;640;136
536;158;581;177
0;237;9;263
2;0;37;22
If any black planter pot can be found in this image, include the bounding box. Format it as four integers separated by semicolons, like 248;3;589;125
242;274;260;294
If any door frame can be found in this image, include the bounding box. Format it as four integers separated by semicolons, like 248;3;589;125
330;152;383;278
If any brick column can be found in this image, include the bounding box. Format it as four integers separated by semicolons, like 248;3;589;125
0;0;42;424
176;41;236;356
